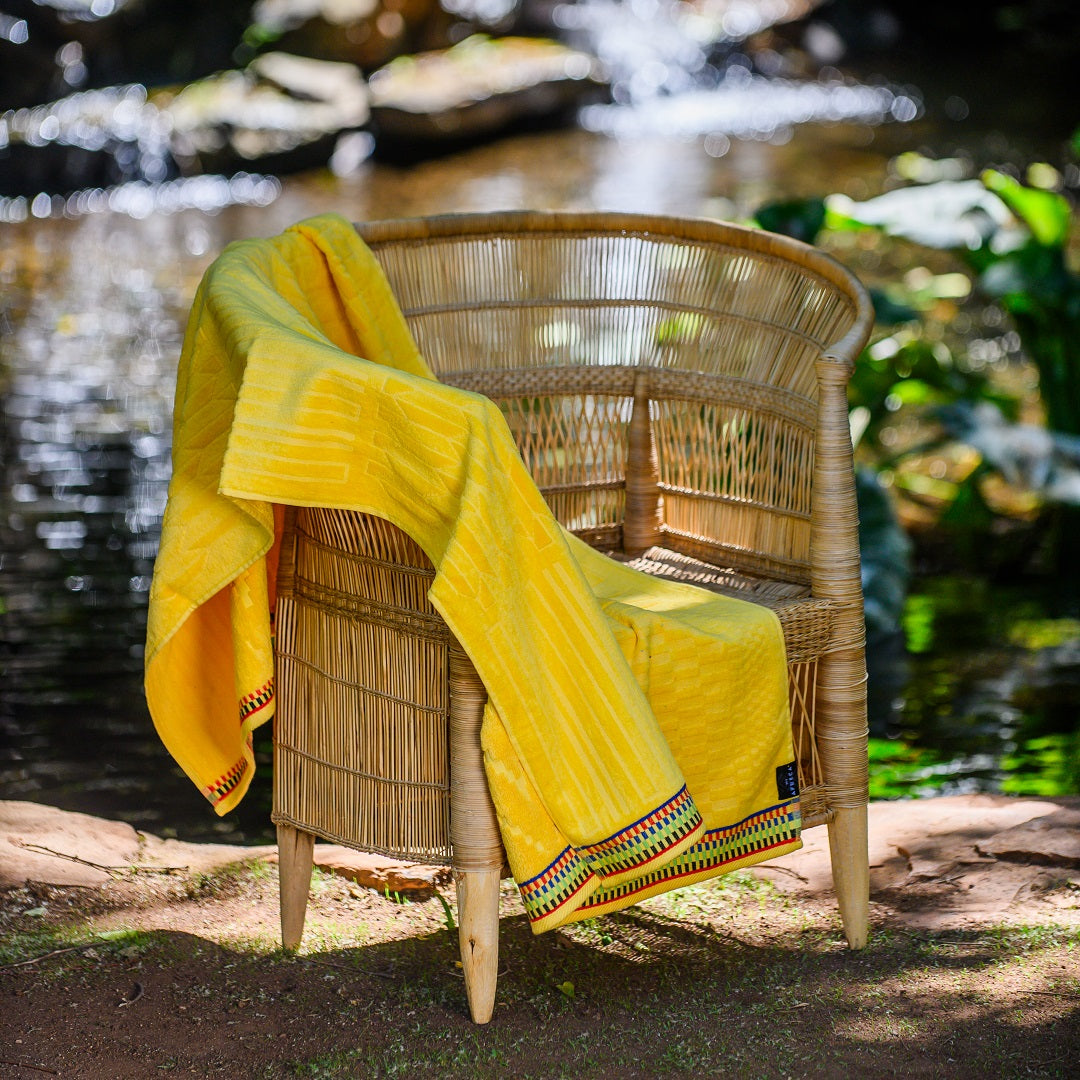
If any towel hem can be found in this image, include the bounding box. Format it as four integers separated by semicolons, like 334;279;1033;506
566;836;804;922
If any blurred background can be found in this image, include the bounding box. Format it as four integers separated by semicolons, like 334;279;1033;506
1;0;1078;843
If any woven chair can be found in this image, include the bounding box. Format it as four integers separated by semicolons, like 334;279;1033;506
272;211;875;1023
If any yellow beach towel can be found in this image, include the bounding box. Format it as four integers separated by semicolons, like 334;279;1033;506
145;213;801;932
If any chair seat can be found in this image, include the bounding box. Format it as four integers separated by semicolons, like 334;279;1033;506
608;544;834;665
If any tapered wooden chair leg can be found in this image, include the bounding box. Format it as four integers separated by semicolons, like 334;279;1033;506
448;644;504;1023
827;804;869;949
456;868;501;1024
277;823;315;951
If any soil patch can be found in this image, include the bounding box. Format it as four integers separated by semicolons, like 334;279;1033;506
2;797;1078;1078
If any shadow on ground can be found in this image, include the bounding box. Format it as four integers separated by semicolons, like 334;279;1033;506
2;848;1077;1079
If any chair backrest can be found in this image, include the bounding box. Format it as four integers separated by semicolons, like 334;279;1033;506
358;212;872;587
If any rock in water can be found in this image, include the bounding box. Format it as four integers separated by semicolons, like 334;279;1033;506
167;53;370;175
368;34;603;149
249;0;438;71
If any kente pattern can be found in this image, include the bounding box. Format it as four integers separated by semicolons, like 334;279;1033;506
239;679;274;724
581;785;702;877
203;757;248;807
577;798;802;912
518;846;595;925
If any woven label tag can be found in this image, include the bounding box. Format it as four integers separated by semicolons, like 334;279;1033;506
775;761;799;800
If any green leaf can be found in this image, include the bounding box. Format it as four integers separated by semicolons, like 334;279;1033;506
869;289;920;325
981;169;1071;247
979;245;1072;304
433;890;456;932
822;202;873;234
938;468;997;530
1008;617;1080;650
556;980;575;998
901;594;935;655
888;379;937;406
242;23;282;48
1001;732;1080;797
824;183;1010;250
752;198;827;243
866;737;953;799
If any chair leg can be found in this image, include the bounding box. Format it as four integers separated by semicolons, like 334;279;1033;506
456;868;501;1024
827;804;869;949
277;823;315;951
447;643;504;1022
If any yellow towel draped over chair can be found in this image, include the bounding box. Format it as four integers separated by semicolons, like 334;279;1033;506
146;213;801;939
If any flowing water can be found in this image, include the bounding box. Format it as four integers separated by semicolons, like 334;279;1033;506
1;14;1078;842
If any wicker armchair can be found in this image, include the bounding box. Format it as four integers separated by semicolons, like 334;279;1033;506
271;211;874;1023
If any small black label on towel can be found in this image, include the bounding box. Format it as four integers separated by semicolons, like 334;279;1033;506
776;762;799;800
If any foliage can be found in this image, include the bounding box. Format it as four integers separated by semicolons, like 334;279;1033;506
828;170;1080;442
856;468;911;640
972;177;1080;438
755;167;1080;586
751;197;826;244
1001;733;1080;796
866;737;953;799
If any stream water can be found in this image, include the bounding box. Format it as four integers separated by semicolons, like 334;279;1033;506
1;16;1078;843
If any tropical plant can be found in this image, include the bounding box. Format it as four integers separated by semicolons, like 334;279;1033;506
755;166;1080;584
829;169;1080;440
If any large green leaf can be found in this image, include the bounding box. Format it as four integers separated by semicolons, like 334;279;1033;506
752;197;827;243
979;245;1073;305
825;181;1014;250
869;288;920;325
982;169;1071;247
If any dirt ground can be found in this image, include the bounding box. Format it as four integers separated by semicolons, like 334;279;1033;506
2;795;1079;1079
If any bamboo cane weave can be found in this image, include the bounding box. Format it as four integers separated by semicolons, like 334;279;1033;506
273;507;456;863
449;366;819;582
272;211;873;865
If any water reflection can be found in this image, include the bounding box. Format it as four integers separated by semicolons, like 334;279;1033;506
871;577;1080;800
582;70;918;142
1;0;923;220
0;173;281;224
0;212;196;830
558;0;919;141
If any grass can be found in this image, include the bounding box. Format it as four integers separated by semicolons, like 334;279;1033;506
2;863;1078;1078
272;906;1079;1078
